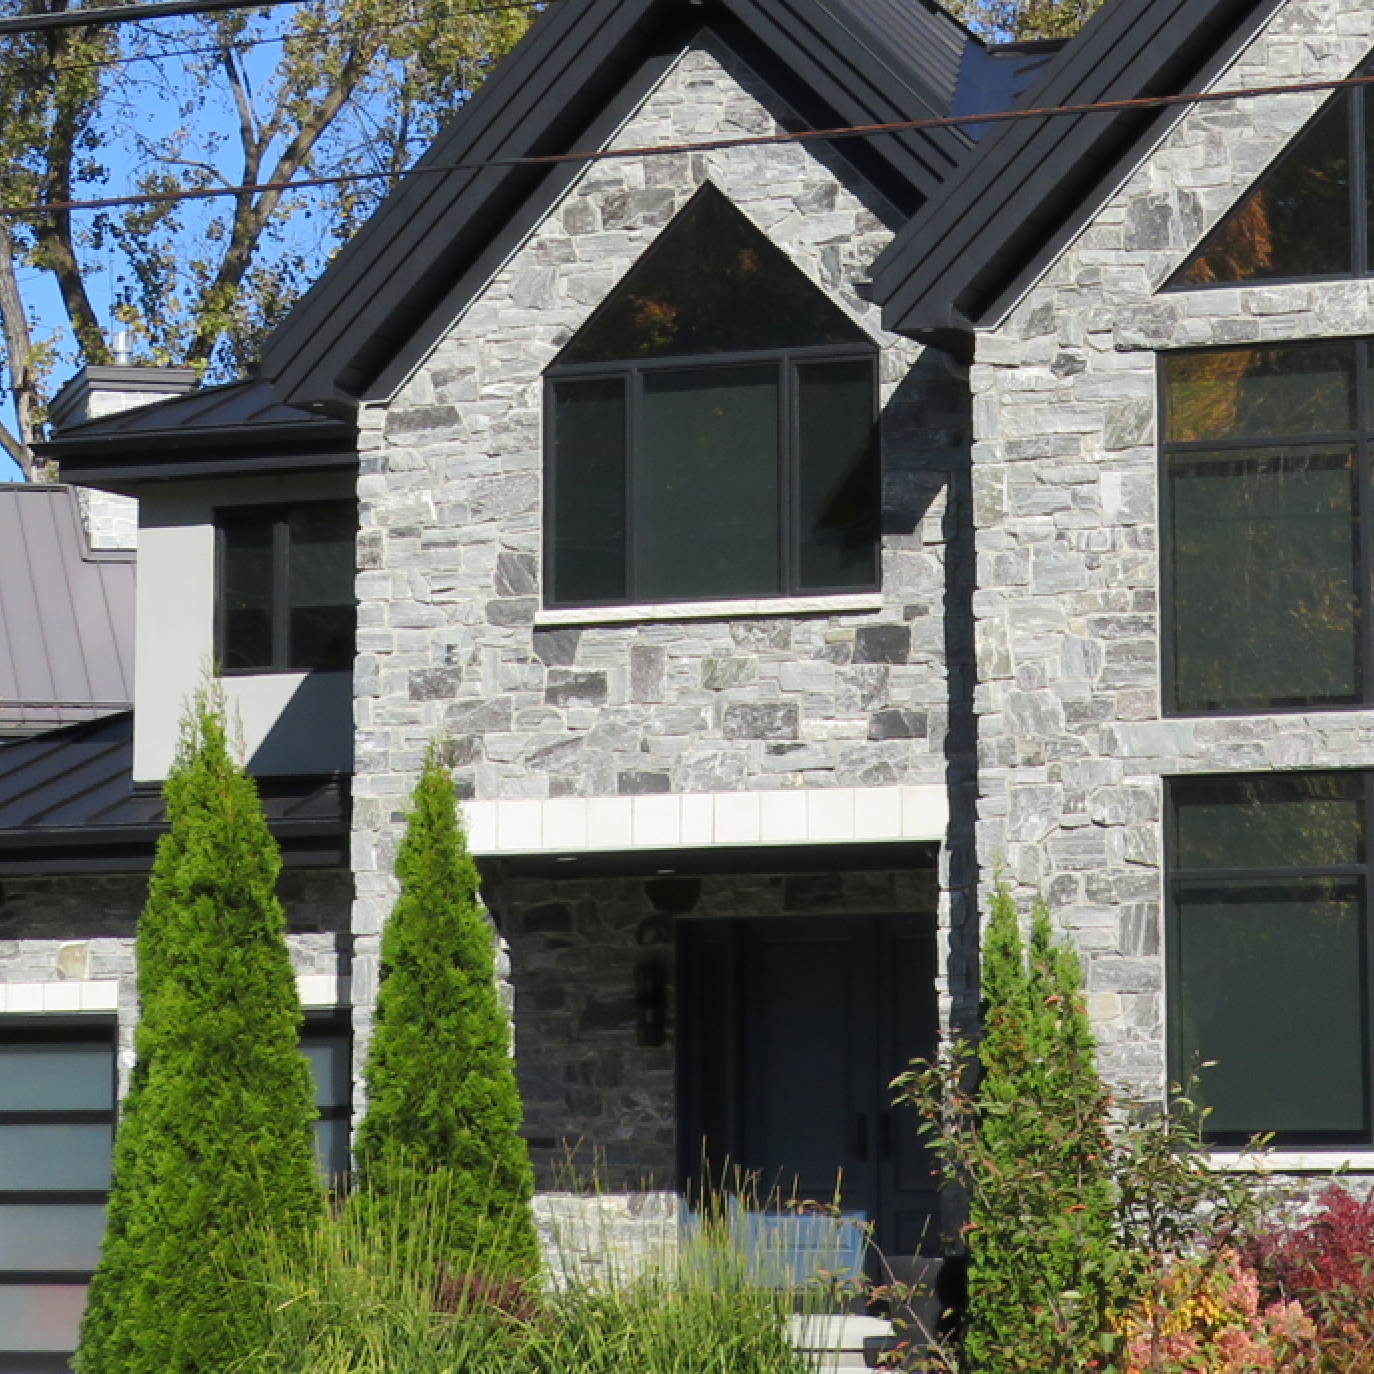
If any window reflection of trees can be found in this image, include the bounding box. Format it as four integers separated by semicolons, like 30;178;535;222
1164;340;1369;713
1170;87;1356;288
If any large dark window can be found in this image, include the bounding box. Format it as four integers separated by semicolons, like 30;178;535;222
217;502;356;674
1168;73;1371;288
1162;339;1371;713
0;1023;115;1374
1168;773;1374;1146
546;185;880;608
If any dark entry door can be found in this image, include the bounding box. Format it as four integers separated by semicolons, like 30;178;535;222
677;913;940;1262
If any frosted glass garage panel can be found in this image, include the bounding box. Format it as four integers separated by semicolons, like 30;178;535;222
0;1206;105;1272
0;1285;87;1352
0;1124;112;1191
0;1045;112;1112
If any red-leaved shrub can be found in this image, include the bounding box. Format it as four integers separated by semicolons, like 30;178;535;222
1247;1185;1374;1372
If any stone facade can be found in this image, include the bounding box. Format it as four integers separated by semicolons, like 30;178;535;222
966;0;1374;1140
0;870;352;1095
348;39;975;1141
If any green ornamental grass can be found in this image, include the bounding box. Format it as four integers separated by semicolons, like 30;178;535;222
352;742;539;1276
76;690;322;1374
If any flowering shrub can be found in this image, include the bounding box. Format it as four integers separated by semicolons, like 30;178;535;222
1247;1186;1374;1373
1116;1249;1316;1374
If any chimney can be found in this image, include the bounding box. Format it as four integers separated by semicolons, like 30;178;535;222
48;361;199;553
48;362;199;432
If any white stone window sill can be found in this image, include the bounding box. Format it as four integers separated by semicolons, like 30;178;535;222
1207;1151;1374;1174
534;593;885;627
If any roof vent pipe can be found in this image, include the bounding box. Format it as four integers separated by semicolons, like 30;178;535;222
110;329;133;365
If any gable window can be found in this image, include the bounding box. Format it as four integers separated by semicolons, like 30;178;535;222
1162;339;1370;713
545;185;880;609
0;1022;115;1373
1168;772;1372;1146
217;502;356;674
1167;73;1370;288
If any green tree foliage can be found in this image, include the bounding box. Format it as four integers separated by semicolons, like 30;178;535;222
76;690;322;1374
945;0;1101;44
900;886;1120;1372
0;0;533;472
353;744;538;1276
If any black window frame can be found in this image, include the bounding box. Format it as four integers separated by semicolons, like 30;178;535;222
0;1018;116;1374
1164;80;1372;293
1165;771;1374;1149
1159;337;1374;716
214;500;357;677
542;342;881;610
300;1010;351;1185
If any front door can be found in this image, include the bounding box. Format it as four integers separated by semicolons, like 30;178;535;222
677;912;940;1264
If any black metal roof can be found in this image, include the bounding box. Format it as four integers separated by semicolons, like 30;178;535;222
0;712;350;875
0;486;133;739
40;378;357;484
868;0;1284;351
258;0;986;413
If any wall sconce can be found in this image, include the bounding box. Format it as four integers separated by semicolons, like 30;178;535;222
635;962;667;1047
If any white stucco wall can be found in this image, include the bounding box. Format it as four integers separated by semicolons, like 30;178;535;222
132;472;356;781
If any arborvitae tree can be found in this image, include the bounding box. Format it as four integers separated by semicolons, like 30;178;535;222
961;886;1120;1373
353;744;538;1275
76;692;322;1374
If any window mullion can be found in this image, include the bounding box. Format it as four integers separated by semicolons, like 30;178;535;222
1353;88;1367;278
273;516;290;671
627;369;640;606
1366;769;1374;1146
781;358;794;595
1359;341;1373;708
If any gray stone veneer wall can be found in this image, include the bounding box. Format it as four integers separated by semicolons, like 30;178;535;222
349;39;974;1119
0;869;352;1095
967;0;1374;1124
492;866;938;1191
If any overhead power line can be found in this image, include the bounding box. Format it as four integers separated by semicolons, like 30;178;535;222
5;66;1374;218
0;0;306;35
34;0;545;75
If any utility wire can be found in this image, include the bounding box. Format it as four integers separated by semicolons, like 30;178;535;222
0;0;308;35
5;65;1374;217
31;0;544;75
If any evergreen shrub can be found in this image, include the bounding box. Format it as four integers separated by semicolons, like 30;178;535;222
353;742;538;1275
76;690;322;1374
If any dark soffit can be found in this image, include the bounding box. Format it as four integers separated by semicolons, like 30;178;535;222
867;0;1285;352
257;0;984;413
0;712;350;874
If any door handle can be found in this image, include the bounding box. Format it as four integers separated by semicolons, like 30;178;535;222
856;1113;869;1161
879;1113;893;1161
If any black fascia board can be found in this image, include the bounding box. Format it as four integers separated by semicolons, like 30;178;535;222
0;816;349;875
259;0;975;412
45;423;357;486
55;444;358;487
868;0;1280;351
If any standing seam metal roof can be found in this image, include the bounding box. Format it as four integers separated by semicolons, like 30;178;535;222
0;485;133;738
257;0;986;412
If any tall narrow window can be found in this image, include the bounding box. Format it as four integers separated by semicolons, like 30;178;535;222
0;1023;115;1374
1162;339;1367;713
300;1015;351;1183
546;185;880;609
1168;66;1374;288
1168;773;1372;1145
217;502;356;674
